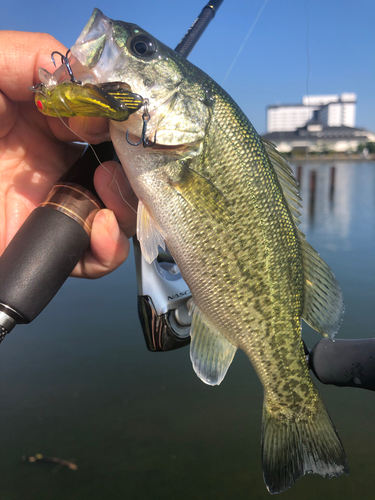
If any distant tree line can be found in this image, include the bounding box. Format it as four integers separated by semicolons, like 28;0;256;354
357;142;375;154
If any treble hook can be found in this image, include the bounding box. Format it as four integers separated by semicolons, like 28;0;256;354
126;99;157;148
51;50;82;84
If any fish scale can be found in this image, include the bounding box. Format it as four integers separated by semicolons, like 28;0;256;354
36;8;348;494
190;88;306;398
119;76;346;490
133;85;309;420
140;78;321;456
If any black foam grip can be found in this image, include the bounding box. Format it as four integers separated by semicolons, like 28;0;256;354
310;338;375;391
0;207;90;322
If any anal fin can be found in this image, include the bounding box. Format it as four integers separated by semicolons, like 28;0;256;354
190;306;237;386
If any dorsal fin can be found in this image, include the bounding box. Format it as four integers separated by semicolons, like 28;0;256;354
300;240;344;339
262;138;344;338
262;138;302;225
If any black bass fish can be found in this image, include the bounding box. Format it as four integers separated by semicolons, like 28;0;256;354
36;9;348;494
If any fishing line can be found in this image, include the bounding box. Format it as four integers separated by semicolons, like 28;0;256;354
304;0;310;166
221;0;269;85
50;103;138;215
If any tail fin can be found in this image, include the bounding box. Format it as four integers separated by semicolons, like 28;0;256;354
262;398;349;494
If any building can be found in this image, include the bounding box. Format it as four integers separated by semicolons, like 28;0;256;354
263;92;375;154
267;93;357;133
262;123;375;154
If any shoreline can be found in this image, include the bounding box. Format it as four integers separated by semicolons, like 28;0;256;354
285;154;375;163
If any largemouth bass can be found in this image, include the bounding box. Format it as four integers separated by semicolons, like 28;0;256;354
36;9;348;494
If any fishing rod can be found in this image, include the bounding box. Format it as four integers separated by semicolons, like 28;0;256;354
0;1;373;392
0;0;224;346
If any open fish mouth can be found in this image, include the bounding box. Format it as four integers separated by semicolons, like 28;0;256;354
33;8;205;148
31;10;144;121
44;10;124;87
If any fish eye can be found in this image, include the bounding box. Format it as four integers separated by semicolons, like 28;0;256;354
130;35;156;58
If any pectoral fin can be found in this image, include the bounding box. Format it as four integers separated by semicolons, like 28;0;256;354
171;162;231;223
137;200;166;264
190;306;237;386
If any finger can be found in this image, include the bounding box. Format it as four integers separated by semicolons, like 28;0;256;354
0;91;18;139
0;31;66;101
0;32;113;145
71;209;130;279
69;117;110;143
47;115;111;144
94;161;138;238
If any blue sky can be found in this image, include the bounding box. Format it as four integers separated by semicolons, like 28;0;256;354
3;0;375;134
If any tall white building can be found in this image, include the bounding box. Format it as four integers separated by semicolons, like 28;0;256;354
267;93;356;133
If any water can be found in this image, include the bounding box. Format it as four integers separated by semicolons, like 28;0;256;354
0;161;374;500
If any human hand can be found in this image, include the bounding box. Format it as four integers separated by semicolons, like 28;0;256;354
0;31;137;278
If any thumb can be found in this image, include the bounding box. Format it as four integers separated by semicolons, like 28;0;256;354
71;208;130;279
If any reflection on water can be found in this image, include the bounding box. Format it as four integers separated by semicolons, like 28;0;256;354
291;162;375;344
0;162;374;500
293;162;375;254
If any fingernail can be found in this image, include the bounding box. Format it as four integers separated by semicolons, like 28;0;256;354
96;209;120;242
96;208;114;227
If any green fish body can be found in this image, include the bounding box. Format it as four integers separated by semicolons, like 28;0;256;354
37;9;348;493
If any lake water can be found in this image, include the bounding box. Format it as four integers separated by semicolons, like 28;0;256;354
1;161;374;500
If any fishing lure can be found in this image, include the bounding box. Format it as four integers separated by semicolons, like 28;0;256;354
31;51;144;121
32;80;143;121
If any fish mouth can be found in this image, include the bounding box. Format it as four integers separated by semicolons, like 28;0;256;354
33;9;145;122
49;9;121;87
34;9;198;149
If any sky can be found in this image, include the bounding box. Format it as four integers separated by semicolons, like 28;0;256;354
2;0;375;134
